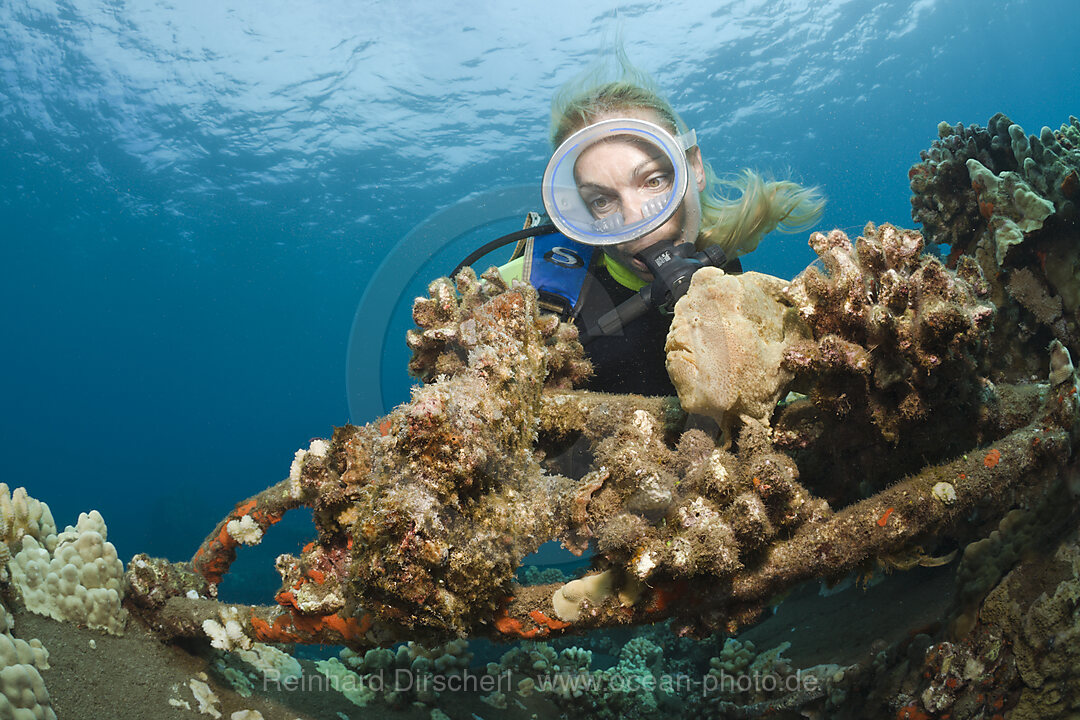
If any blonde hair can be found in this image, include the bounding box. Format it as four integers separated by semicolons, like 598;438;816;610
550;50;824;259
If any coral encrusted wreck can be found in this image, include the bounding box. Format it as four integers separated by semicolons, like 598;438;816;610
8;113;1079;720
910;113;1080;368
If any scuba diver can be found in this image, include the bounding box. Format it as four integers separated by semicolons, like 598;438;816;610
467;56;825;397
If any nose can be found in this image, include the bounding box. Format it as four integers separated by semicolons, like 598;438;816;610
620;191;646;223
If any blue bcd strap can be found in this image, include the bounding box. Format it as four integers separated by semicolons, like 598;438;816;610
523;233;595;319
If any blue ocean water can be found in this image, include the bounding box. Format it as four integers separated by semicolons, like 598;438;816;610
1;0;1077;593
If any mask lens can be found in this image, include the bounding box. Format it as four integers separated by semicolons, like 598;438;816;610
542;119;691;246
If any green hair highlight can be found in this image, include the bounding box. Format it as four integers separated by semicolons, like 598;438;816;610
697;168;826;258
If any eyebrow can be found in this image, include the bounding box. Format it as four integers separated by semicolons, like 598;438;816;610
576;156;668;194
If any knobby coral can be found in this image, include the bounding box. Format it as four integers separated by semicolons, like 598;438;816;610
407;267;591;389
910;114;1080;374
766;223;999;499
783;223;993;442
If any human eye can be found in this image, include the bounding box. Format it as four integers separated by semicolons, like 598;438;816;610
588;195;616;216
644;173;671;191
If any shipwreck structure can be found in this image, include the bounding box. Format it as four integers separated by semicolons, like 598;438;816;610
4;114;1080;719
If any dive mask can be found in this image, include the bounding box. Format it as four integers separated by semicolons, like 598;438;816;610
542;118;699;247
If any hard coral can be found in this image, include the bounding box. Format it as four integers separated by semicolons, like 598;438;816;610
783;223;993;446
408;266;592;389
910;115;1080;377
587;409;823;585
342;278;576;635
980;534;1080;719
909;114;1017;255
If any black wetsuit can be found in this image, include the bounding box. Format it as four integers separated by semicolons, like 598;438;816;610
572;254;742;397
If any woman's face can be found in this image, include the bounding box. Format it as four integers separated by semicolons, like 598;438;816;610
572;109;706;282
